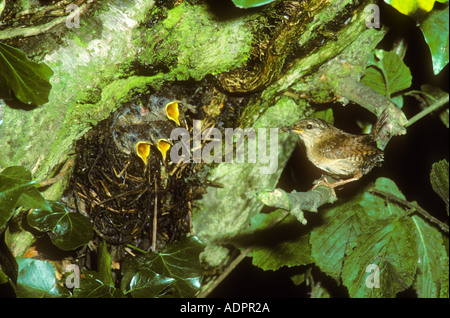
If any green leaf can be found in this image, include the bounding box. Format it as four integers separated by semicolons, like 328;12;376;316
17;187;52;212
362;49;412;100
249;210;313;271
0;42;53;105
231;0;276;9
419;5;449;74
0;166;37;229
342;217;418;298
411;216;447;297
73;270;124;298
0;231;17;287
122;237;204;298
384;0;447;16
27;202;93;251
16;257;67;297
310;178;407;282
128;269;175;298
97;240;114;286
430;159;449;214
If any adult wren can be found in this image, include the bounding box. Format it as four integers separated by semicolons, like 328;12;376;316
282;113;386;193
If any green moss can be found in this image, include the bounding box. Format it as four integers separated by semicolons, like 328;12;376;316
139;3;255;81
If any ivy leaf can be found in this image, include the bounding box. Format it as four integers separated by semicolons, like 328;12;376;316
0;42;53;105
122;237;204;298
362;49;412;102
0;166;37;229
384;0;448;16
249;210;313;271
97;240;114;286
17;187;52;212
16;257;68;298
419;5;449;75
430;159;449;214
231;0;276;9
27;202;93;251
73;270;124;298
128;269;175;298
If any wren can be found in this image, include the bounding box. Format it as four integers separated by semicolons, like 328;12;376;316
282;114;386;194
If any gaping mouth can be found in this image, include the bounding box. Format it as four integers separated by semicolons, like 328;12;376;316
165;101;180;126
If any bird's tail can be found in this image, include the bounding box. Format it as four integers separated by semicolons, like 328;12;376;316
371;109;389;137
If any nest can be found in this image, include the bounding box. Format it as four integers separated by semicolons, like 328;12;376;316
65;89;207;252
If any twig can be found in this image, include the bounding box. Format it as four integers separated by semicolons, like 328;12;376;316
37;158;74;188
404;95;449;128
370;188;449;234
197;211;289;298
0;2;91;40
152;182;158;252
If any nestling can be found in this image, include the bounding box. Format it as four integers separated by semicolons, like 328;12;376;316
282;114;386;193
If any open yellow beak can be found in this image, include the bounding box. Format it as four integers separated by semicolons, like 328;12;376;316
165;101;180;126
136;141;151;165
157;139;172;161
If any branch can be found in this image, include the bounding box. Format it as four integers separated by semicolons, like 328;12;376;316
252;181;337;225
370;188;449;234
0;2;91;40
337;76;408;150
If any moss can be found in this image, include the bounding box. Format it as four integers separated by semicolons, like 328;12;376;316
138;2;255;81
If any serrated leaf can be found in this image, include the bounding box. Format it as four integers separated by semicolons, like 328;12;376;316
310;178;407;282
384;0;447;16
27;202;93;251
419;5;449;74
231;0;276;9
16;257;67;298
342;217;418;298
362;49;412;99
430;159;449;214
250;210;312;271
0;166;37;228
0;42;53;105
411;216;447;297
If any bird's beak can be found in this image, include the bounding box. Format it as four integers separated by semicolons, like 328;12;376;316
165;101;181;126
136;141;151;165
157;139;172;161
280;125;302;134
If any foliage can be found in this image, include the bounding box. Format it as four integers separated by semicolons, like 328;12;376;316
231;0;277;9
0;42;53;105
0;165;205;298
251;178;448;297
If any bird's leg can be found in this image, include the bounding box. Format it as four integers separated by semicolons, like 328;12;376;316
312;171;363;196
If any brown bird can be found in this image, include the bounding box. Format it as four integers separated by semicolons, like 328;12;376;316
282;113;387;194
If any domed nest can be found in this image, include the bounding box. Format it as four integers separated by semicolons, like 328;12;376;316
63;84;211;252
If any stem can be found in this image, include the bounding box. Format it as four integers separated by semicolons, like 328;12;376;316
404;95;449;128
370;188;449;234
197;211;290;298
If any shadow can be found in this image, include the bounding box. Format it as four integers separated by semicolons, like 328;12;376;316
2;92;39;111
204;0;265;21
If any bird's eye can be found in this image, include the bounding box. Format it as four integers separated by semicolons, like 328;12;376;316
306;124;313;130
